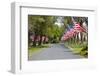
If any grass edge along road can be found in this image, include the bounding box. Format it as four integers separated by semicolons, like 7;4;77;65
64;42;88;58
28;44;50;57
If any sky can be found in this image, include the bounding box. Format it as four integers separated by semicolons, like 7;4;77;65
55;16;64;27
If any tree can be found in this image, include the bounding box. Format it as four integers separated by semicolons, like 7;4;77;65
28;15;45;46
28;15;58;46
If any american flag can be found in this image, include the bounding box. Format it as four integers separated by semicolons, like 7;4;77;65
61;16;87;41
74;23;86;33
61;23;86;41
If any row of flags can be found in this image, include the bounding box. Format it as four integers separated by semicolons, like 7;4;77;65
61;23;86;41
30;35;48;42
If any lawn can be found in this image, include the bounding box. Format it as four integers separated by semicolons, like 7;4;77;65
28;44;50;57
64;42;88;57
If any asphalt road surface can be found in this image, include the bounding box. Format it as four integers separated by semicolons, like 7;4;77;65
29;43;84;60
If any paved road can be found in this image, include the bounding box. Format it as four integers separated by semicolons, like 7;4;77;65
29;43;83;60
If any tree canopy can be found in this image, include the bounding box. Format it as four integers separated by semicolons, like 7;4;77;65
28;15;64;46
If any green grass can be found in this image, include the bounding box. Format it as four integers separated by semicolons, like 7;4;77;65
72;48;82;54
28;44;50;57
64;42;88;57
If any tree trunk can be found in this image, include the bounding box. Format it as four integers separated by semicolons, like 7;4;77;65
43;36;46;44
38;35;42;46
33;35;37;46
